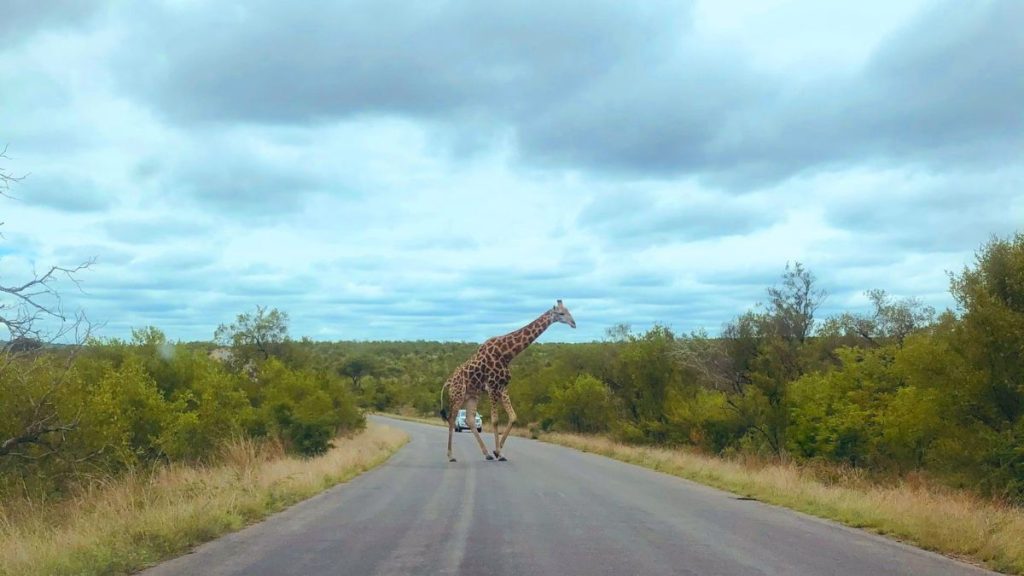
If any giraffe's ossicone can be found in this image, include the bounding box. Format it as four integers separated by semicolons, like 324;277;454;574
440;300;576;462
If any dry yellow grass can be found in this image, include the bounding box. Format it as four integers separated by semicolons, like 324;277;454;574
0;423;408;576
543;433;1024;575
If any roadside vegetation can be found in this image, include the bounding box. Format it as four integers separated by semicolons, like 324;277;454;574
2;315;367;499
0;424;407;576
542;433;1024;574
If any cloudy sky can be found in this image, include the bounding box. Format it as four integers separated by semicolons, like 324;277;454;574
1;0;1021;343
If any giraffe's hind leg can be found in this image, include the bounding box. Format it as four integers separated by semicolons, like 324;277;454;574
447;413;457;462
446;386;464;462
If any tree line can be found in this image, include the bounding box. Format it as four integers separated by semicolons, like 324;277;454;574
3;231;1022;504
0;310;364;498
319;235;1024;502
511;236;1024;502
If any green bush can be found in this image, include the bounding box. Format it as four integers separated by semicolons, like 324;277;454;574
542;374;615;434
663;389;742;452
256;359;364;456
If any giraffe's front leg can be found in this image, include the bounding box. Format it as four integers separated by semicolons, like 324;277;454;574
465;396;494;461
497;392;517;461
490;394;501;459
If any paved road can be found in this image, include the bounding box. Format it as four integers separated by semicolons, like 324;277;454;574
143;416;997;576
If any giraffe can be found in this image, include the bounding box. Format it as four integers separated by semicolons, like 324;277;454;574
439;300;576;462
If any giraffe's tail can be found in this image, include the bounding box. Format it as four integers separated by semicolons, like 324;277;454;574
439;380;450;422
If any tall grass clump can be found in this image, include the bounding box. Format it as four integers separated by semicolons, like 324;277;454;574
0;424;408;576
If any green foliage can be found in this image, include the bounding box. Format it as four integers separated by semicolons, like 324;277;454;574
876;384;942;468
86;356;184;465
950;234;1024;428
256;359;364;456
0;329;364;496
542;374;615;433
605;325;686;443
0;354;88;487
662;388;740;451
787;347;901;466
170;359;254;459
338;355;380;390
782;235;1024;499
214;305;289;362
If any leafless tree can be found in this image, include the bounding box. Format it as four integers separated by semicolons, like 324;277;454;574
0;144;26;198
1;150;95;460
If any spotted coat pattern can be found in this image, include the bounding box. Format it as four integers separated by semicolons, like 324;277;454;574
442;300;575;462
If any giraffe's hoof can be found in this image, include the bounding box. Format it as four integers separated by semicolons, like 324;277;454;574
493;450;501;458
449;457;457;462
485;454;494;461
498;456;508;462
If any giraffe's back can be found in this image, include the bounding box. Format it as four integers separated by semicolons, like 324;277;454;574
456;348;511;394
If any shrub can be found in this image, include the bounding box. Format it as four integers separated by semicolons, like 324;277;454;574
256;359;364;456
542;374;615;434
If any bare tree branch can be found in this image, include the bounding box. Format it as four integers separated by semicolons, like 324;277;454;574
0;144;29;202
0;418;80;457
1;149;96;463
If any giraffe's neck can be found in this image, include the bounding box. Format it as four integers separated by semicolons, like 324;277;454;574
499;310;556;359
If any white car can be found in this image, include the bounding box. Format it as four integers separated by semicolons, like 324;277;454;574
455;409;483;433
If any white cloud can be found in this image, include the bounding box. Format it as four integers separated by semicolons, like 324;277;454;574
692;0;932;73
0;1;1019;343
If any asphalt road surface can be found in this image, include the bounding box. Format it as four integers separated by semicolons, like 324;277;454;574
142;416;997;576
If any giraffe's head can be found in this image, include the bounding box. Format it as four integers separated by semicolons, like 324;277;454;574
551;299;576;329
